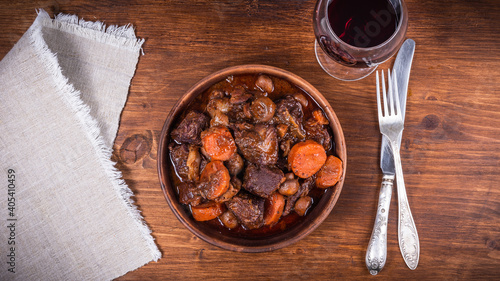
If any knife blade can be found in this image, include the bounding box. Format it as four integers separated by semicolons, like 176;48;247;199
366;39;415;275
381;39;415;174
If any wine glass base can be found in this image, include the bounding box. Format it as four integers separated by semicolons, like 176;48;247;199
314;40;377;81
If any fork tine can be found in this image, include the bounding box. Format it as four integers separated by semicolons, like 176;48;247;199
381;70;388;117
376;71;382;121
388;70;395;116
393;71;401;117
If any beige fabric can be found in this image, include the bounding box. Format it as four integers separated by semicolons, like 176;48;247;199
0;10;161;280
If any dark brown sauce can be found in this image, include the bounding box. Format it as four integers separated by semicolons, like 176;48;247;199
167;73;337;238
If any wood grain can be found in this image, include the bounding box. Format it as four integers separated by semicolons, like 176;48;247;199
1;0;499;279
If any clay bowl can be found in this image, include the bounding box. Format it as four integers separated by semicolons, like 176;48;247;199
158;65;346;252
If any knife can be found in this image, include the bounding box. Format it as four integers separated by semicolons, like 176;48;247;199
365;39;415;275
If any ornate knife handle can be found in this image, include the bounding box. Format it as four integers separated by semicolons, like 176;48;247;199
391;140;420;270
366;175;394;275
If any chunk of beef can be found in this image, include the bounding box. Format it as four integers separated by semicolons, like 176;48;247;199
243;164;285;198
208;89;225;100
275;95;303;122
199;152;209;173
215;178;241;203
226;192;265;230
233;123;278;165
275;156;289;172
276;124;288;138
280;139;291;157
169;143;189;180
177;182;202;206
169;143;201;182
283;176;315;216
210;111;229;127
274;95;306;140
171;111;209;144
304;118;332;151
231;121;253;131
227;101;252;122
206;97;231;118
229;85;253;104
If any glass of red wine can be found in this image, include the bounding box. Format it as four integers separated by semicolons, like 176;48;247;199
313;0;408;81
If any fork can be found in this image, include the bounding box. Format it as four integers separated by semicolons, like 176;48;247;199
376;70;420;270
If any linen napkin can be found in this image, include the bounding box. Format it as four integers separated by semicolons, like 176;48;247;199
0;9;161;280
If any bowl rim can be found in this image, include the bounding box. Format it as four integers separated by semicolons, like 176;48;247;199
157;64;346;252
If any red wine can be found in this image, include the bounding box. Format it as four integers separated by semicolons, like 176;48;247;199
328;0;398;48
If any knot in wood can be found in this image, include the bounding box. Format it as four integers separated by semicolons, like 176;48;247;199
119;134;152;164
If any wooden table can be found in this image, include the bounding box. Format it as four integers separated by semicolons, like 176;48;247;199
1;1;499;279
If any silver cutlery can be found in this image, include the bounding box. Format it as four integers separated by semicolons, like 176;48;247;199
366;39;416;275
376;69;420;272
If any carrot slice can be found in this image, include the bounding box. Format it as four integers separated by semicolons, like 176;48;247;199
191;201;226;221
316;155;343;188
312;110;329;125
201;125;236;161
199;161;230;200
288;140;327;178
263;192;285;226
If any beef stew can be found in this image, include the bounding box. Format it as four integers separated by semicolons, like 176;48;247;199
167;73;342;237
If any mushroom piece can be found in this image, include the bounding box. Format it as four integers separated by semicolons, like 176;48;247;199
229;85;253;104
219;210;239;229
279;178;300;196
255;74;274;94
250;96;276;123
206;97;231;118
225;153;244;176
186;145;201;181
294;196;312;216
293;93;309;108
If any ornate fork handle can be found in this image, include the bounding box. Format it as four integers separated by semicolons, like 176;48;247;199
390;140;420;270
366;175;394;275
